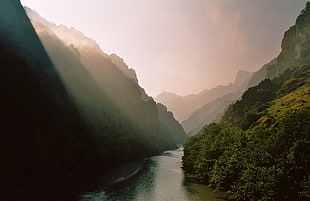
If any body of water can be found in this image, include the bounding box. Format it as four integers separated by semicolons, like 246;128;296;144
80;147;224;201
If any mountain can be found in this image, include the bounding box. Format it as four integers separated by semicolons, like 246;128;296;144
248;2;310;87
0;44;86;201
109;53;139;84
181;70;252;135
233;70;254;87
182;92;242;135
25;6;187;150
247;58;277;88
182;2;309;136
155;91;195;122
222;65;310;130
0;2;186;200
156;103;188;143
0;1;102;200
156;70;252;123
156;70;252;135
183;3;310;201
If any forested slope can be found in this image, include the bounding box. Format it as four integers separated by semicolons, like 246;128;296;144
183;64;310;201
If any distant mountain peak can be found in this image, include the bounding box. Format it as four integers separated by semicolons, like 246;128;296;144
158;91;180;96
156;70;252;124
156;91;182;102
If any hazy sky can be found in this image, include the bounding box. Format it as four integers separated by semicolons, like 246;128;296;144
21;0;307;97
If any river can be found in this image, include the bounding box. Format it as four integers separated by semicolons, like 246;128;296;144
80;147;224;201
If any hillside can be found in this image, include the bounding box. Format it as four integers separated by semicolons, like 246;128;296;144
0;1;105;200
157;103;188;143
26;6;187;150
0;2;186;200
183;65;310;201
182;3;310;201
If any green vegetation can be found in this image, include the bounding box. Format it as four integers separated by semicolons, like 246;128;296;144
182;65;310;201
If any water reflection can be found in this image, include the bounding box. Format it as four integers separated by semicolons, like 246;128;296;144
183;178;225;201
80;147;224;201
106;159;157;201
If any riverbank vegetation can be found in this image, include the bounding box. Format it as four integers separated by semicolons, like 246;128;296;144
182;64;310;201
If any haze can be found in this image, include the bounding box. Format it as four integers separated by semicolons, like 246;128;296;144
21;0;307;97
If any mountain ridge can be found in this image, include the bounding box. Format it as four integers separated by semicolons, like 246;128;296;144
156;70;252;130
0;2;187;200
26;6;186;149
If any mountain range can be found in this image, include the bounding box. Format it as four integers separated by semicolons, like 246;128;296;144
156;70;252;135
157;3;310;136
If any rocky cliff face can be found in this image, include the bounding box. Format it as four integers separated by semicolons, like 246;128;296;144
276;3;310;69
248;2;310;85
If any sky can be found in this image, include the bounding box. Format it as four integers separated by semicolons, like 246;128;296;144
21;0;308;97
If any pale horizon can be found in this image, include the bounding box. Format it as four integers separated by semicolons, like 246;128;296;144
21;0;307;97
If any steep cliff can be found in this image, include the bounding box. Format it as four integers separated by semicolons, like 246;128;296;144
248;2;310;86
274;2;310;76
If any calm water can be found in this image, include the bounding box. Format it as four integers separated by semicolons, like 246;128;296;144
80;147;224;201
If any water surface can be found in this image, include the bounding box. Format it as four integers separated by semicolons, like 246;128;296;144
80;147;224;201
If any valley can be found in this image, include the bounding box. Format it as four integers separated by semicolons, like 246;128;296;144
0;1;309;201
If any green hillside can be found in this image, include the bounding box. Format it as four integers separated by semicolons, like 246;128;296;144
183;65;310;201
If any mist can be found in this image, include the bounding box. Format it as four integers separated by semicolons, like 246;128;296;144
21;0;307;96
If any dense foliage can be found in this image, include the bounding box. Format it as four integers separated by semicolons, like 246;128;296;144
183;65;310;201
